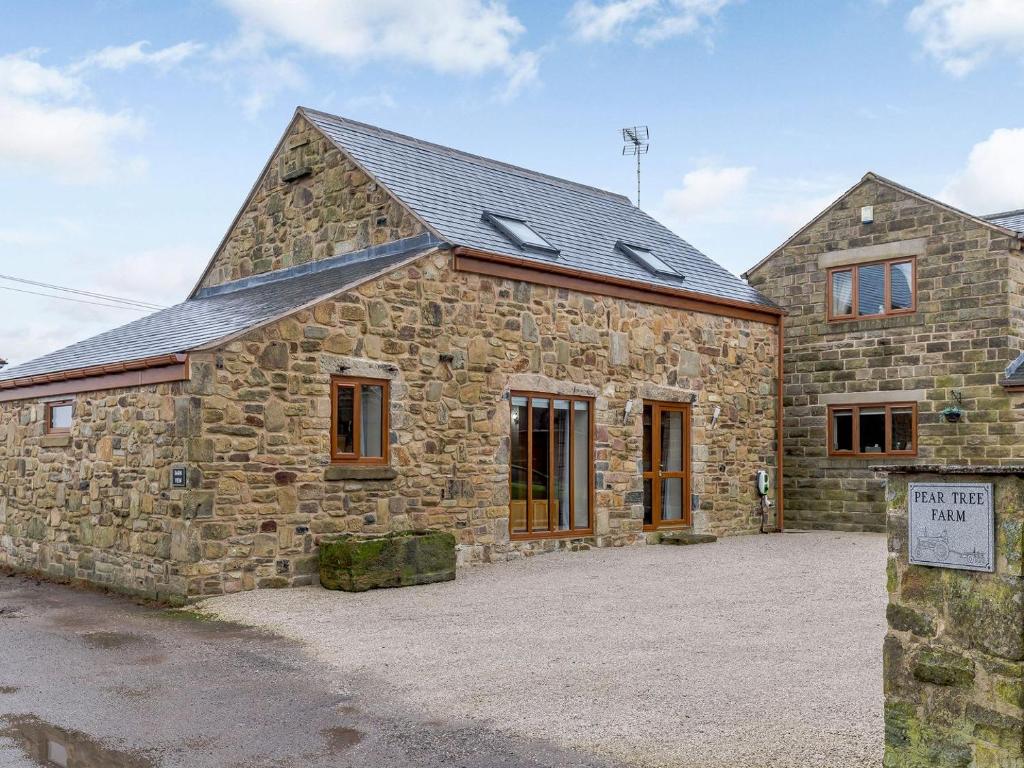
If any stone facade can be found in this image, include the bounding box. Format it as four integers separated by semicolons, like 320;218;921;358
883;467;1024;767
0;249;779;600
0;385;189;601
747;176;1024;532
196;115;424;291
0;113;781;601
179;249;779;596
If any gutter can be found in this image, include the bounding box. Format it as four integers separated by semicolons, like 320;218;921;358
0;353;189;403
452;246;785;324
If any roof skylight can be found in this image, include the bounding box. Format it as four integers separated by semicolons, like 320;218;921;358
616;241;682;279
483;212;558;254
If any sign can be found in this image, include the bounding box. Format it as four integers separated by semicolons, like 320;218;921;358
909;482;994;572
171;467;187;488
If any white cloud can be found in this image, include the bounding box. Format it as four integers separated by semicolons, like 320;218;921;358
941;128;1024;213
0;51;144;183
73;41;204;72
908;0;1024;76
568;0;731;44
218;0;538;102
658;165;753;221
95;244;210;307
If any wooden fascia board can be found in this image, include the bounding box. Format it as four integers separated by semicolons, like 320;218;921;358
0;357;189;403
453;247;783;325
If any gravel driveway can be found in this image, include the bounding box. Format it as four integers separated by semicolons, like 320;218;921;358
203;531;887;768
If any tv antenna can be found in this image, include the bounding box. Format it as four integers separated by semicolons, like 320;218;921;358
621;125;649;207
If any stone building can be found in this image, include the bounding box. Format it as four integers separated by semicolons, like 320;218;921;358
0;108;782;601
745;172;1024;532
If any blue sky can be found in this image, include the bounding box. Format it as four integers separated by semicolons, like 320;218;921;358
2;0;1023;365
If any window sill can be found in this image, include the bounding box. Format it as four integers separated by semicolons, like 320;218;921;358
324;465;397;481
822;314;920;335
40;434;72;448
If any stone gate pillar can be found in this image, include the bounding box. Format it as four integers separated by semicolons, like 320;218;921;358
879;465;1024;767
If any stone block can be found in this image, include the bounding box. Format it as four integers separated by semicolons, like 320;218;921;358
911;646;975;686
319;531;456;592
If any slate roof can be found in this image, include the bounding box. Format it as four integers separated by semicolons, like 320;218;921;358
0;241;433;383
300;108;774;309
983;209;1024;233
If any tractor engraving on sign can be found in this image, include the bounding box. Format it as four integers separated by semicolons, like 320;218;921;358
908;482;994;572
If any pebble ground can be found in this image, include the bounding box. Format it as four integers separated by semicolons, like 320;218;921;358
205;531;888;768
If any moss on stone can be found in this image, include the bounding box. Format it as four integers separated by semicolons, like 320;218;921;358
887;602;937;637
911;647;976;687
319;531;456;592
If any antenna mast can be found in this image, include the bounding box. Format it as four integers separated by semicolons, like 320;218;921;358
621;125;649;208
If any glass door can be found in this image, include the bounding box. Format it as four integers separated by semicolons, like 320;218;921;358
642;402;691;530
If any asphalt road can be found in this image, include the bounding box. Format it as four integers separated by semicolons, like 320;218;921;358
0;574;617;768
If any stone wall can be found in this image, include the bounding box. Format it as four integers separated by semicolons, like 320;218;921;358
180;248;780;596
883;468;1024;766
747;177;1024;532
195;115;425;291
0;249;779;599
0;385;189;602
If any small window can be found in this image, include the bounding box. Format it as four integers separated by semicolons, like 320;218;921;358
510;392;593;538
331;377;389;464
616;241;682;278
46;400;73;434
828;257;915;321
483;212;558;254
827;403;917;457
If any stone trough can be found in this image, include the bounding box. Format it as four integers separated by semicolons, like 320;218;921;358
318;531;457;592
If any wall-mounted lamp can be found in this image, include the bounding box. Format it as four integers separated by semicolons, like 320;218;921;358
711;405;721;428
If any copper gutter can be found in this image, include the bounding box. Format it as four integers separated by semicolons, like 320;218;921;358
0;353;189;402
776;316;785;530
452;246;784;326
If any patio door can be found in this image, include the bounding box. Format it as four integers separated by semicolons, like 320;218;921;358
642;402;691;530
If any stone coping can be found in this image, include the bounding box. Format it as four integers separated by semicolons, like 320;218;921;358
870;464;1024;475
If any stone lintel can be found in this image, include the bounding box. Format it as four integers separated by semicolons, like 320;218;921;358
324;465;398;481
820;389;926;405
504;375;599;399
320;355;400;379
637;383;698;404
818;237;927;269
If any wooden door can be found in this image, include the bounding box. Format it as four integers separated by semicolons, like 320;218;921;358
642;402;691;530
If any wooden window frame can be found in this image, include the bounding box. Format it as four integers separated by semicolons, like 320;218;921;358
330;376;390;465
642;401;693;531
827;402;918;458
827;256;916;322
45;399;74;434
508;391;595;541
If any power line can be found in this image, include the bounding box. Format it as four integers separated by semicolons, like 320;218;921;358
0;273;166;310
0;284;155;312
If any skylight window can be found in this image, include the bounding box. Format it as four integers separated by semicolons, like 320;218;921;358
616;241;682;279
483;212;558;254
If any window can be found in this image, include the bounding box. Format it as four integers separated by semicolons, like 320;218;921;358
828;257;916;321
828;403;917;457
45;400;73;434
616;241;682;278
483;212;558;254
510;393;593;538
331;377;389;464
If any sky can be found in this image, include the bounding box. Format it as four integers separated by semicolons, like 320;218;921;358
2;0;1024;366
